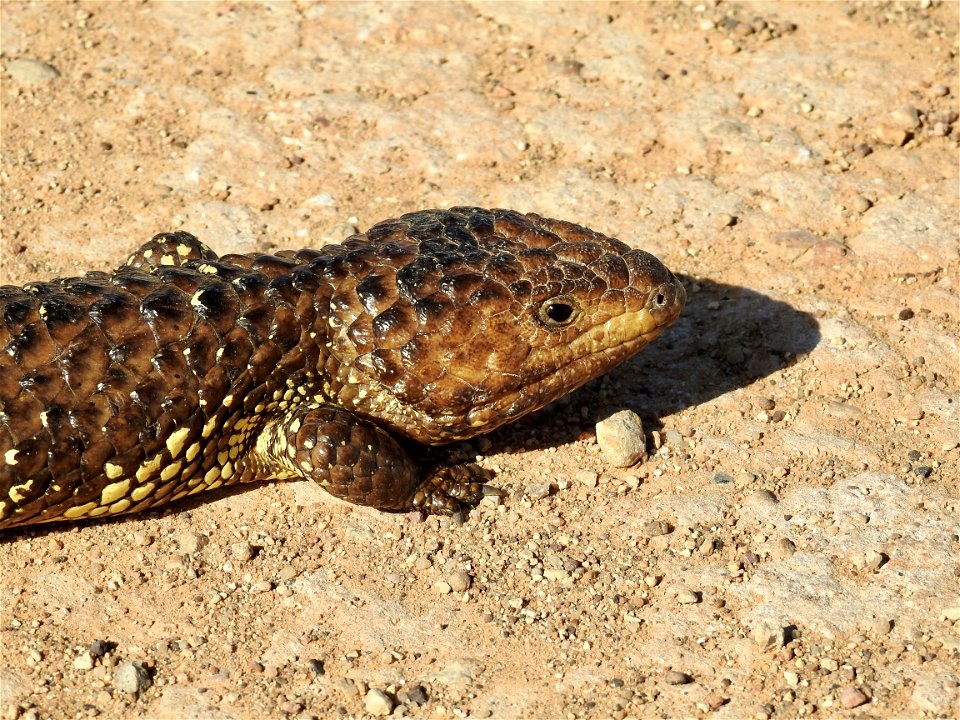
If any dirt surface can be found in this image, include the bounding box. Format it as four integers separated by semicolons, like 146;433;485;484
1;2;958;719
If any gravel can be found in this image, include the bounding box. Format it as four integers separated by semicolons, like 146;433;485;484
1;2;956;719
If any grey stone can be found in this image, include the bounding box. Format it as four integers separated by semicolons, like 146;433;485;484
595;410;646;467
114;661;151;695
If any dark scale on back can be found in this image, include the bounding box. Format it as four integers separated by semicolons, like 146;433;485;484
0;207;685;529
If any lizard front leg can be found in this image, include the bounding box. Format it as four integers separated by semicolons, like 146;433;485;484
254;403;498;514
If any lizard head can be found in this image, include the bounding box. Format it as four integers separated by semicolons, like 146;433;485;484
319;207;685;444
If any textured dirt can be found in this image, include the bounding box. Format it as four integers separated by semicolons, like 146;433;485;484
1;2;958;719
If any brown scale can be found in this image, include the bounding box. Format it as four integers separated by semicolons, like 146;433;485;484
0;208;686;529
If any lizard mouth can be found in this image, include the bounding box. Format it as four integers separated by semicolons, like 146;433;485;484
568;278;685;360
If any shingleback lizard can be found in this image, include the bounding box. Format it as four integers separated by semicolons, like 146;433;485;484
0;207;685;529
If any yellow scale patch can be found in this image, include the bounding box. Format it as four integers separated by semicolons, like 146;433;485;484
202;415;219;438
160;461;183;482
63;501;99;519
131;482;156;502
166;427;191;459
185;442;201;462
100;479;131;506
137;454;165;482
8;480;33;503
110;498;132;514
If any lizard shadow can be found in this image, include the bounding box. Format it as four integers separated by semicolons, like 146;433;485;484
470;275;822;459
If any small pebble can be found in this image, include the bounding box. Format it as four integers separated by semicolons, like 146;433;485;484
931;122;949;136
940;606;960;622
714;213;736;229
365;688;395;716
749;489;779;506
232;542;255;561
888;105;920;130
251;580;273;593
675;587;700;604
73;651;94;671
595;410;646;467
752;620;785;650
178;532;208;555
448;571;472;592
931;83;950;97
864;550;885;571
706;692;728;710
914;466;932;478
641;520;672;537
898;308;915;321
406;685;428;705
839;686;869;708
713;472;734;484
89;640;111;658
850;195;872;213
5;58;61;85
873;125;910;146
772;537;796;559
820;657;839;672
576;469;598;488
526;481;552;501
664;428;684;446
114;661;152;695
664;670;693;685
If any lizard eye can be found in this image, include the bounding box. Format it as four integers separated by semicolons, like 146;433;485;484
537;295;579;327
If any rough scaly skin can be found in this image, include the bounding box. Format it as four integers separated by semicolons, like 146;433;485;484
0;207;685;529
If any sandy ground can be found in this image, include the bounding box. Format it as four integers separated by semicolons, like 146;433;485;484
1;2;958;719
